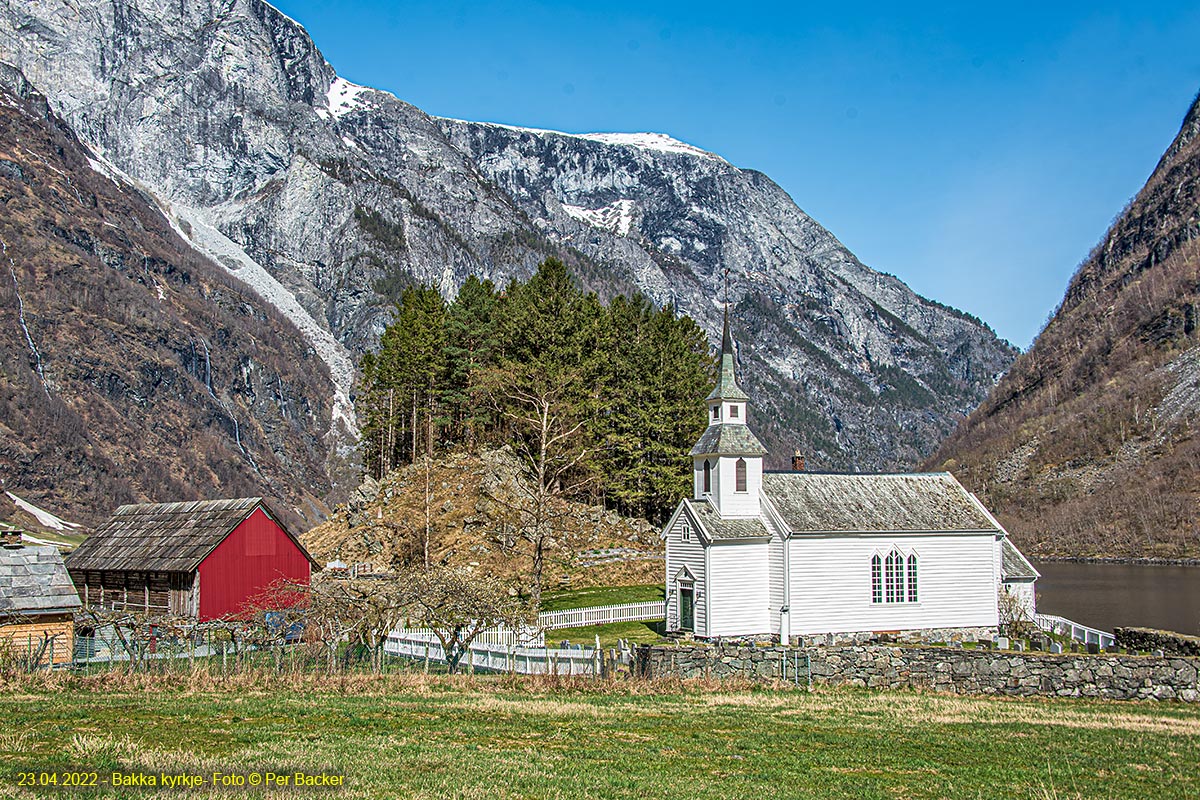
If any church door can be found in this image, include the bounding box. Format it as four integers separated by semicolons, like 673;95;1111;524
679;587;695;632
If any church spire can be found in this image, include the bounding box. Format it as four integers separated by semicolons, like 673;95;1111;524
707;307;749;402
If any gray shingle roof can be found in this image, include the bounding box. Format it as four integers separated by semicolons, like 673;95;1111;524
685;499;770;540
1001;538;1039;580
0;544;82;616
690;424;768;456
705;312;750;402
761;472;997;533
65;498;307;573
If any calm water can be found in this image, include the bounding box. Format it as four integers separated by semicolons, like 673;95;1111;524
1033;561;1200;636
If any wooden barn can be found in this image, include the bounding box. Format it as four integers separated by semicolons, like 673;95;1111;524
66;498;316;621
0;529;82;665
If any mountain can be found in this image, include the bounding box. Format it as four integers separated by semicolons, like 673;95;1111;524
926;91;1200;560
0;0;1014;489
0;63;333;529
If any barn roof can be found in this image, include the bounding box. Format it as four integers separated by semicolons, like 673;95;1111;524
761;472;997;533
685;499;770;541
65;498;313;573
0;544;82;616
1001;538;1039;580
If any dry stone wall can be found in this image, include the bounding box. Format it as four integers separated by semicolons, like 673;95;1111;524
634;644;1200;701
1115;627;1200;657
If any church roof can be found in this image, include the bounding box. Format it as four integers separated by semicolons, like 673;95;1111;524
705;310;750;402
1001;538;1039;580
690;424;768;457
685;499;770;540
761;472;997;533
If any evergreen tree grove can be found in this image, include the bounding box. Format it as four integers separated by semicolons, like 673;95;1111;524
355;258;715;523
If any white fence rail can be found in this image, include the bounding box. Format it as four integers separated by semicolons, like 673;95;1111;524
1035;613;1116;649
385;633;606;676
538;600;665;630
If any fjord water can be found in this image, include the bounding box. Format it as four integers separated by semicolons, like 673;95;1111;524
1033;561;1200;635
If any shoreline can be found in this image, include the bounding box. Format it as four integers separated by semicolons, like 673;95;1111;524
1030;555;1200;567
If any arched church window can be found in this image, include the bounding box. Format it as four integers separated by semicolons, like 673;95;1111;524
703;460;712;493
907;554;919;603
735;458;747;492
871;555;882;604
885;550;902;603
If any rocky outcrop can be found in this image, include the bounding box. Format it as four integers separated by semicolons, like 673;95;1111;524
0;65;332;529
0;0;1016;474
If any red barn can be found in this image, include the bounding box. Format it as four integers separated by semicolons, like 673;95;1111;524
67;498;316;621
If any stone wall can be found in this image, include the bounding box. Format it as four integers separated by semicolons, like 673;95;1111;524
634;644;1200;701
1115;627;1200;657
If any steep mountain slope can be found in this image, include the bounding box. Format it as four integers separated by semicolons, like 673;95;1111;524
927;91;1200;559
0;0;1015;474
0;64;333;529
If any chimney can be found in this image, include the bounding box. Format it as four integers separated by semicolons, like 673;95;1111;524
791;452;805;472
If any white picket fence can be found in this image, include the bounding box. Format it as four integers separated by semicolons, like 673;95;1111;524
385;632;605;675
1035;613;1116;649
538;600;665;630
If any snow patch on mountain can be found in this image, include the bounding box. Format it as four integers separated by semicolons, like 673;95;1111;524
316;77;371;120
6;491;80;530
164;203;358;437
439;118;726;163
562;198;638;236
577;132;725;162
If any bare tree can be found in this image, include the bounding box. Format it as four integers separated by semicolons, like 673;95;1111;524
402;565;534;674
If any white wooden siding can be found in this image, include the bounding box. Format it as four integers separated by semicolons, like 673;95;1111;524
1003;581;1037;620
788;533;998;636
664;508;707;636
713;456;762;517
707;540;770;636
767;531;784;635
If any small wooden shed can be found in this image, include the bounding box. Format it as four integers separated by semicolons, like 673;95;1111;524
0;531;82;665
66;498;316;621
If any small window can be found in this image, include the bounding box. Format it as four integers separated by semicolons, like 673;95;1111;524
735;458;747;492
703;460;712;493
712;405;720;420
907;554;919;603
729;404;739;418
681;523;691;542
871;555;882;604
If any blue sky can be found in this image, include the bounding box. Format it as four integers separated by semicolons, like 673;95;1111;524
273;1;1200;349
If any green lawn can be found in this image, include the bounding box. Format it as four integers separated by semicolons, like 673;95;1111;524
546;620;665;649
539;583;663;612
1;674;1198;799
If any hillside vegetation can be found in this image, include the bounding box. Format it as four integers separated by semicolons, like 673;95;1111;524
927;91;1200;559
302;448;662;591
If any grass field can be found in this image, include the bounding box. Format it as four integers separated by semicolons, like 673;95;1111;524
539;583;663;612
548;620;665;648
1;672;1198;799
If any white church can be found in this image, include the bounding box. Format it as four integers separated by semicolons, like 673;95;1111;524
661;316;1038;644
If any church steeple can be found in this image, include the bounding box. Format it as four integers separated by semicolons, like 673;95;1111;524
690;306;765;517
707;308;750;404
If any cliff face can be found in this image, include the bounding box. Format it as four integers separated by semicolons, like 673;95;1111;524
0;0;1014;485
927;91;1200;559
0;65;332;529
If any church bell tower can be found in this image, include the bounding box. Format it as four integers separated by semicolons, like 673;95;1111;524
689;310;766;517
